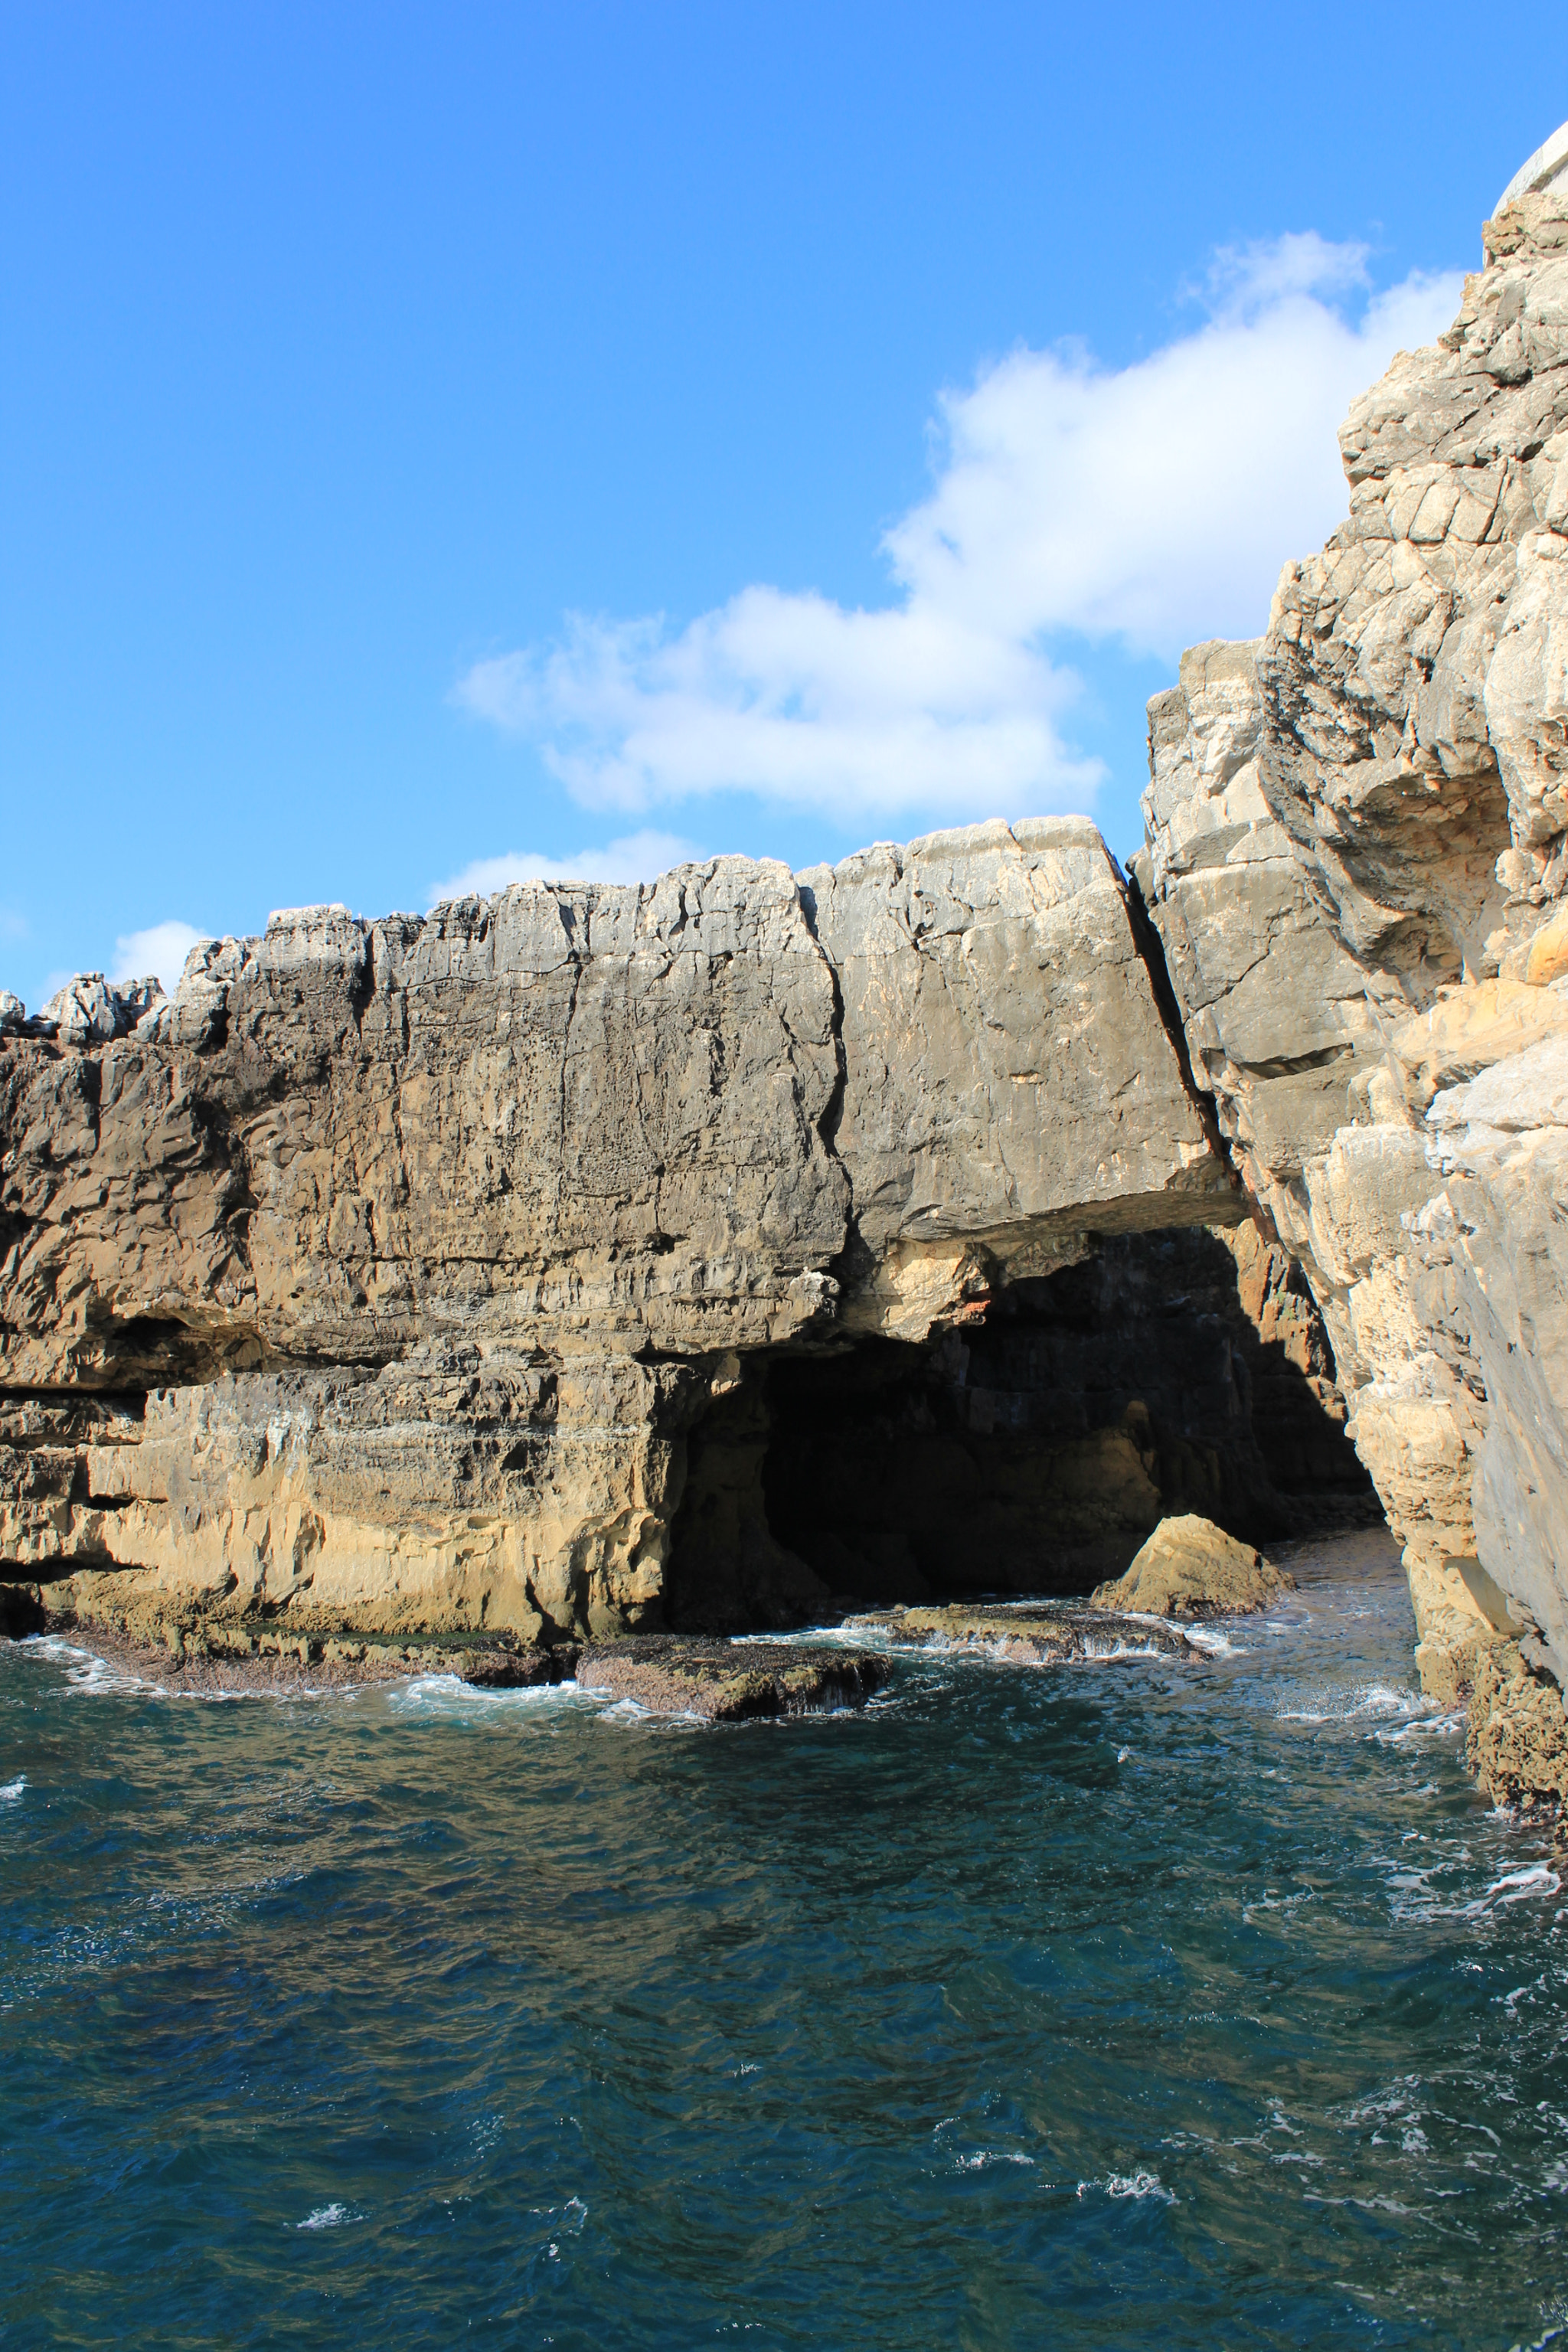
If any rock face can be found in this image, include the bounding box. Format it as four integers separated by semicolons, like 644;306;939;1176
1090;1514;1294;1619
1141;161;1568;1794
2;818;1252;1651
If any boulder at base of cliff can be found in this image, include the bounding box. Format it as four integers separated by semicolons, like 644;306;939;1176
1090;1514;1294;1618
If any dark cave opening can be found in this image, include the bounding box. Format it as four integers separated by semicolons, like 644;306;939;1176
664;1225;1380;1633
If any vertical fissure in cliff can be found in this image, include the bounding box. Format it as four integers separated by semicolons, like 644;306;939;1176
1116;858;1245;1206
795;880;861;1289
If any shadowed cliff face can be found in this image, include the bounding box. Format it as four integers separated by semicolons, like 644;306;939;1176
665;1226;1374;1634
1;817;1248;1648
1142;177;1568;1798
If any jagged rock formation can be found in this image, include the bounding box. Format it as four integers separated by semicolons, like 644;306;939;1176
1140;155;1568;1803
4;818;1267;1652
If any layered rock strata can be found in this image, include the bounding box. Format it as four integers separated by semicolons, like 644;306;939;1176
1140;162;1568;1802
3;819;1251;1654
19;158;1568;1821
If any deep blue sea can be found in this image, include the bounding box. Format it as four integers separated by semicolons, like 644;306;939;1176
2;1529;1565;2350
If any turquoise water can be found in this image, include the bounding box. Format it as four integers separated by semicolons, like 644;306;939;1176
2;1530;1565;2350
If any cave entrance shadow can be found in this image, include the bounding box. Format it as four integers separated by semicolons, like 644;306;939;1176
664;1227;1381;1635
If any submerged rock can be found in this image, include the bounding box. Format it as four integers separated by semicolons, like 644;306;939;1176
852;1602;1196;1661
576;1637;888;1721
1089;1514;1294;1618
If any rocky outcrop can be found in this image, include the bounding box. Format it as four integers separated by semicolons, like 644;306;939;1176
850;1601;1197;1663
1090;1514;1293;1618
1466;1642;1568;1815
575;1638;887;1721
3;818;1259;1651
1140;156;1568;1787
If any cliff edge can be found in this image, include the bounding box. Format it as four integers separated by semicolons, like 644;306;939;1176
1141;157;1568;1804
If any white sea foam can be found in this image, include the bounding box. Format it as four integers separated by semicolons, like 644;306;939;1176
1076;1637;1168;1663
1279;1681;1429;1726
20;1635;164;1697
1370;1709;1465;1747
0;1776;24;1802
1380;1854;1561;1926
1184;1626;1246;1657
1243;1888;1315;1923
956;2149;1035;2171
734;1624;898;1654
1486;1863;1561;1906
1076;2169;1175;2203
390;1674;586;1718
296;2202;357;2230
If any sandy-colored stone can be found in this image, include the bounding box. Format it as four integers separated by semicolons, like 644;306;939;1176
1141;178;1568;1782
1467;1642;1568;1815
1;822;1237;1651
1089;1514;1294;1618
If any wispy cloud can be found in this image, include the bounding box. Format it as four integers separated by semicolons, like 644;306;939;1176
111;920;207;991
455;240;1463;830
426;828;702;906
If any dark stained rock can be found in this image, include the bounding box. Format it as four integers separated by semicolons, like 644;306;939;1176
576;1636;887;1720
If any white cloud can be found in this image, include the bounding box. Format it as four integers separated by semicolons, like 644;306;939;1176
111;920;207;991
426;828;703;906
456;239;1465;828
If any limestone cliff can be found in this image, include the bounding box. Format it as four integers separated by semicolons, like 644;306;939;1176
3;818;1259;1650
1140;155;1568;1800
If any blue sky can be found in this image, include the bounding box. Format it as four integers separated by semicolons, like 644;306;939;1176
0;5;1553;1005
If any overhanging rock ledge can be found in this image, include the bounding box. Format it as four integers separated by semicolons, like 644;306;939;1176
1;815;1238;1648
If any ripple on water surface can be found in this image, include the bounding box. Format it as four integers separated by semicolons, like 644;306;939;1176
1;1527;1564;2349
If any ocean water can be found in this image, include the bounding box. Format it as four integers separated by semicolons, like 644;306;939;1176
2;1530;1565;2351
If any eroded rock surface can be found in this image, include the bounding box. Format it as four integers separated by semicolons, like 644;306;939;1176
2;820;1239;1654
1142;164;1568;1789
575;1638;888;1721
